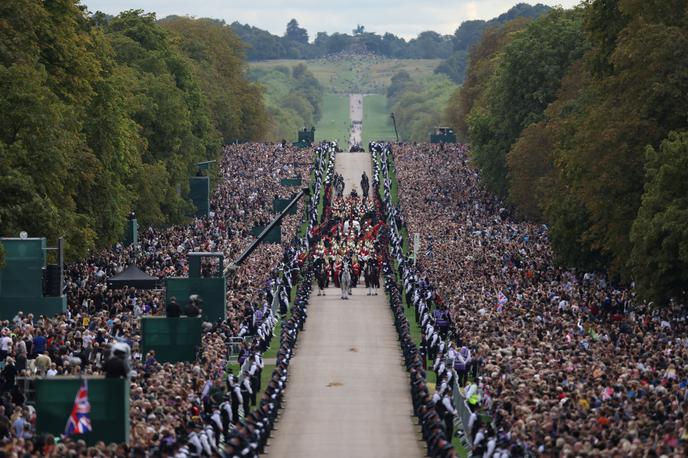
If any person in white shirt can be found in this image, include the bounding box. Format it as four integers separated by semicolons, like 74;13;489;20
0;329;13;361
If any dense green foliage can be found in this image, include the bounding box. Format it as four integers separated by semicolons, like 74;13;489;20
231;19;453;60
249;64;324;141
435;3;552;83
233;6;552;65
160;16;268;143
386;72;456;142
467;9;587;197
449;0;688;304
0;2;266;258
630;132;688;305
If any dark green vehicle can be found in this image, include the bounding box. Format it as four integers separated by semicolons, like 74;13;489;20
293;126;315;148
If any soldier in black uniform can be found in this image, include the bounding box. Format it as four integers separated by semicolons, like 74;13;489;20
360;171;369;199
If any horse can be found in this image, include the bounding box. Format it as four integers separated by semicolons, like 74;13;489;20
340;260;352;300
315;258;328;296
364;259;379;296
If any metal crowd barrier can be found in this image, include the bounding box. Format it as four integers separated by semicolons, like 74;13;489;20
450;368;475;449
226;336;246;363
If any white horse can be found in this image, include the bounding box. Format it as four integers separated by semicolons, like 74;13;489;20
340;260;352;300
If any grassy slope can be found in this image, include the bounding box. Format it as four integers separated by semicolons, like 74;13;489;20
251;58;444;144
315;94;349;144
362;94;397;147
250;58;442;94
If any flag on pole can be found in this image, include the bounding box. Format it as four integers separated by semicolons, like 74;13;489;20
64;380;92;436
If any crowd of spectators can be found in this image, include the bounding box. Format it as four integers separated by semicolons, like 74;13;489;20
0;142;329;456
387;142;688;456
372;142;456;458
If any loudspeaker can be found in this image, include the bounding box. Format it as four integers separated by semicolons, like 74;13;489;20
44;264;61;296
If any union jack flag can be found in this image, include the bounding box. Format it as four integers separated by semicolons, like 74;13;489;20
64;380;92;436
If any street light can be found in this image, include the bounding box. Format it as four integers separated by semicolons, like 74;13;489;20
390;112;399;142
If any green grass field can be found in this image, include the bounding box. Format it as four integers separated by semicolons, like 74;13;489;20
250;58;442;94
316;94;349;144
362;94;397;146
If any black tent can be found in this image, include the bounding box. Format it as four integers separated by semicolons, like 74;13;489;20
107;265;159;290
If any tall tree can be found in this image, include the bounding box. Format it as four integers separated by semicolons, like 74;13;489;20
630;131;688;305
285;19;308;44
455;9;587;198
105;10;217;225
160;16;267;142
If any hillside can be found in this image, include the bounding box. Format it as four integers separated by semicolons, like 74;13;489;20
249;56;441;95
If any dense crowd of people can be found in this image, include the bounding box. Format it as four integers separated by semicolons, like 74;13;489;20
372;142;457;458
0;142;335;456
385;141;688;456
4;134;687;456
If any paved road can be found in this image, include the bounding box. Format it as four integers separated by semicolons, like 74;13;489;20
337;151;370;195
267;153;422;458
349;94;363;147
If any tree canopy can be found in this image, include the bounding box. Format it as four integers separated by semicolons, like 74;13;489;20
435;3;552;83
249;64;324;141
447;0;688;304
0;3;266;259
386;72;456;142
231;20;454;60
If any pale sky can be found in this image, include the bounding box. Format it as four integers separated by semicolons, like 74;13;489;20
83;0;581;40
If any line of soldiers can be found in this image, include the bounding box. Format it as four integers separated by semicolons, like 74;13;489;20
373;141;457;458
187;145;335;457
383;258;455;458
219;143;340;457
222;270;312;457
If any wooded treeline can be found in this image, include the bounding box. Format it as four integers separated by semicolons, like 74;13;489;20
385;71;456;142
0;1;266;259
231;19;454;60
446;0;688;305
434;2;551;83
248;64;324;141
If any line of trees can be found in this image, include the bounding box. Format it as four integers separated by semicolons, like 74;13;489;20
386;71;456;142
0;2;266;259
435;2;551;83
248;63;324;141
446;0;688;305
230;19;454;60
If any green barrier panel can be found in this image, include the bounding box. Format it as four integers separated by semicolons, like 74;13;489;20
0;238;67;320
430;128;456;144
140;317;201;363
280;178;302;187
0;238;44;298
297;128;315;144
165;277;226;323
189;176;210;217
0;296;66;320
250;224;281;243
35;377;129;445
273;197;297;215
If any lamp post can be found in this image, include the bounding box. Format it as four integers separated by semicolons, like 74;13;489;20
390;112;399;142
